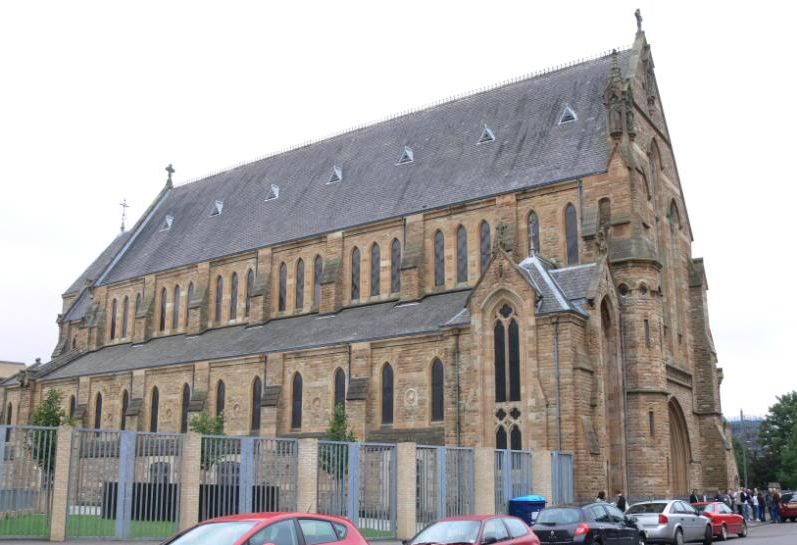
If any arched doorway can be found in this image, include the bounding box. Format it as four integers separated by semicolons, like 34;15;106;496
601;298;625;494
668;399;690;496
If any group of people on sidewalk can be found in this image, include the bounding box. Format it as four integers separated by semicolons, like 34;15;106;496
708;487;784;523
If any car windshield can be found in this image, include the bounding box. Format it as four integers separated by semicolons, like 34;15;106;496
692;505;708;514
782;493;793;503
626;503;667;514
166;521;258;545
536;509;582;525
411;520;481;545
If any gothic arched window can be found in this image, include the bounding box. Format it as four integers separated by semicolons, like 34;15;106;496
390;239;401;294
173;285;181;329
434;230;445;287
68;395;76;420
159;288;167;331
598;198;611;231
334;368;346;410
496;426;507;450
278;262;287;312
528;211;540;253
382;363;394;425
291;373;303;429
494;304;521;402
251;377;262;433
245;270;254;318
216;380;225;417
295;259;305;310
510;425;522;451
120;390;128;430
565;203;579;265
431;359;444;422
180;384;190;433
110;298;117;340
351;247;361;301
121;296;129;338
94;393;102;430
150;387;159;433
456;226;468;283
313;256;322;308
480;221;491;274
370;243;381;297
6;403;12;426
230;272;238;321
186;282;194;324
215;276;223;322
135;292;141;314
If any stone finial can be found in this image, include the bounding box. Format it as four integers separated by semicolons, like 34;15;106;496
165;163;175;188
635;8;643;33
119;198;129;233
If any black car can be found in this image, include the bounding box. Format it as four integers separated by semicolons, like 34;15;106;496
535;503;644;545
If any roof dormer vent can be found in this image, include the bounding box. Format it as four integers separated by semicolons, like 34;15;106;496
397;146;414;165
159;215;174;231
478;125;495;144
327;165;343;184
210;200;224;216
559;105;577;124
265;184;280;201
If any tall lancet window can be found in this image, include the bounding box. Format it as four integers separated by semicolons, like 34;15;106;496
390;239;401;294
215;276;223;322
251;377;262;433
121;296;129;338
456;226;468;283
480;221;491;274
334;368;346;410
565;203;579;265
278;263;287;312
229;272;238;321
295;259;304;310
431;358;444;422
186;282;194;324
149;387;159;433
110;299;117;340
245;270;254;318
291;373;303;430
313;256;322;308
159;288;167;331
370;243;381;297
494;304;521;402
434;230;445;287
528;211;540;253
180;384;190;433
381;363;394;425
173;285;181;329
351;247;361;301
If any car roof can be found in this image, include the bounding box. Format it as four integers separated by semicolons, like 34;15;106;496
202;512;352;525
439;515;522;522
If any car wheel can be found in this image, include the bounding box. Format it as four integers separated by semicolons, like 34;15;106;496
638;533;647;545
738;521;747;538
674;528;684;545
719;524;727;541
703;525;713;545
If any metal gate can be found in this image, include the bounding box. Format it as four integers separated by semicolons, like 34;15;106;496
317;441;396;538
66;429;183;539
199;435;298;522
416;446;474;531
551;452;574;505
494;449;532;513
0;425;58;538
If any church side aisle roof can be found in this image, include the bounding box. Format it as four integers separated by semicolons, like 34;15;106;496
40;289;471;381
95;51;628;286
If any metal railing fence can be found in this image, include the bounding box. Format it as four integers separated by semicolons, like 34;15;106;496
494;449;533;513
0;425;58;538
415;446;474;531
551;451;574;505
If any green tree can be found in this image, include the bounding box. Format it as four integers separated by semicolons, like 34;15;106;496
27;389;67;478
320;404;355;481
777;421;797;489
758;391;797;486
189;410;225;470
326;403;355;442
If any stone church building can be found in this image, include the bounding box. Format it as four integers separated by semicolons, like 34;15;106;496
1;26;738;499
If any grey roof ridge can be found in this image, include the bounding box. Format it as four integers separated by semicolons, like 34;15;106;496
95;186;172;286
174;46;631;190
527;254;573;312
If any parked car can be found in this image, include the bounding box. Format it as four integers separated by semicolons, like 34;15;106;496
779;491;797;522
626;500;712;545
407;515;540;545
161;512;368;545
532;503;644;545
691;502;746;540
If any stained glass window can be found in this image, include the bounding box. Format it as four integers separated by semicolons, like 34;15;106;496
292;373;303;429
230;273;238;321
334;368;346;410
295;259;305;310
434;231;445;287
351;247;361;301
370;243;381;296
180;384;190;433
251;377;262;433
215;276;223;322
313;256;322;307
382;364;394;425
173;285;181;328
149;387;159;433
565;203;579;265
431;359;444;422
390;239;401;293
480;221;491;274
278;263;287;312
456;226;468;283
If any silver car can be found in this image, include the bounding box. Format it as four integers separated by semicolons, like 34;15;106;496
626;500;712;545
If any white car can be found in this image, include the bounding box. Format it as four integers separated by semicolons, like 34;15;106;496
625;500;712;545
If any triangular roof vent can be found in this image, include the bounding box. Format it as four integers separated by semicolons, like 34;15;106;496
478;125;495;144
559;105;577;124
327;165;342;184
159;215;174;231
210;200;224;216
265;184;280;201
397;146;414;165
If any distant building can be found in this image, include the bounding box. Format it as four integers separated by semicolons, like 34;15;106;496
0;361;24;381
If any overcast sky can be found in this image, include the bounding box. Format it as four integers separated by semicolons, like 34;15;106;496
0;1;793;418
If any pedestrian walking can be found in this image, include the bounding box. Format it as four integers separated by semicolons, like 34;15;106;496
772;490;781;523
765;490;773;522
616;491;627;512
751;491;759;521
596;490;607;502
689;489;699;504
757;491;766;521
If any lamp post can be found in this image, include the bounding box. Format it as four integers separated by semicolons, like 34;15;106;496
740;409;749;489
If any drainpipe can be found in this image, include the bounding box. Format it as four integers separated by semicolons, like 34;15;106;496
454;329;462;447
553;318;562;451
620;313;631;498
347;344;352;387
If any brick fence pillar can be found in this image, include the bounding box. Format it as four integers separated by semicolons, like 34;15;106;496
297;438;319;513
531;449;553;503
396;442;417;540
49;426;74;542
179;432;202;531
473;447;496;515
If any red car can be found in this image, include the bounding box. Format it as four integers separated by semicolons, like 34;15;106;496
692;502;747;540
779;492;797;522
162;512;369;545
408;515;540;545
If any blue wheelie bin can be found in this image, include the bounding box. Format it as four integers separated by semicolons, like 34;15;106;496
508;495;547;526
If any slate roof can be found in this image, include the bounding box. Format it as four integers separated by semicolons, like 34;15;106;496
40;290;471;381
65;232;131;294
517;255;597;316
87;51;627;287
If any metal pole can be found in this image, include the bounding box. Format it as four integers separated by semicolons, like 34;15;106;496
740;410;748;489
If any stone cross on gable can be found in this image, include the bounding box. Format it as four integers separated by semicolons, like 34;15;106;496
119;198;129;233
635;9;643;33
165;163;175;184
